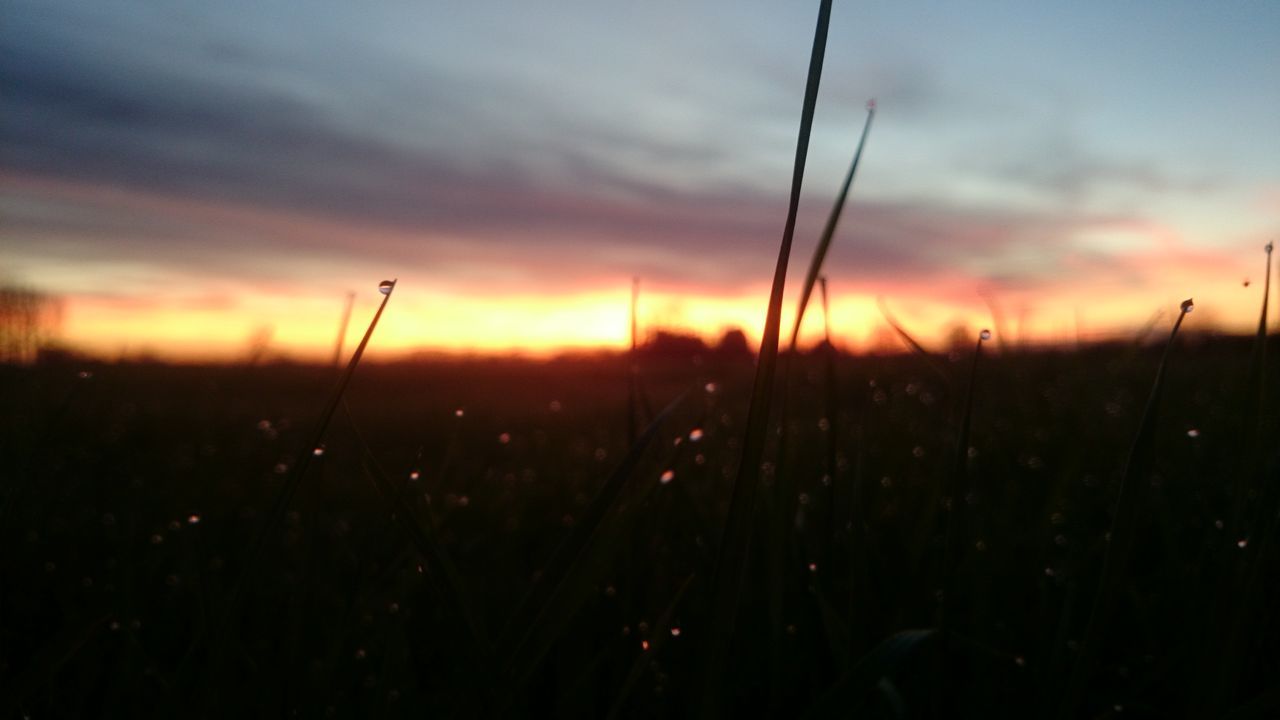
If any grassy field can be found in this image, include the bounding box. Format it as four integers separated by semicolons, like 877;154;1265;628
2;332;1277;718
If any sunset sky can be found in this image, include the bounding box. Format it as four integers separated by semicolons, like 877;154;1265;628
3;1;1278;360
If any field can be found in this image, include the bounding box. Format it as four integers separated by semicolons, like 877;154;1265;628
2;333;1277;718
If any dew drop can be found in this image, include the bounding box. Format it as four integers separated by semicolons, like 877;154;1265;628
659;470;675;484
1237;538;1249;549
1267;241;1275;253
149;534;164;545
454;408;465;418
670;627;682;637
457;495;470;508
1180;298;1194;313
688;428;704;442
498;432;511;445
1186;428;1200;438
807;562;818;573
1214;519;1224;529
594;447;608;461
704;382;718;394
408;471;420;481
312;446;325;457
980;329;992;341
641;640;650;651
274;462;288;474
187;514;201;525
78;370;93;380
378;280;394;295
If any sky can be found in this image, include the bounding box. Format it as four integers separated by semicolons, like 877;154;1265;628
3;0;1278;360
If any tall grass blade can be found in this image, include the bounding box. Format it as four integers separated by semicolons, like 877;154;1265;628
818;276;839;576
1059;298;1192;719
629;276;640;444
246;279;397;572
203;279;397;712
331;290;355;369
938;329;988;700
701;1;832;714
1235;241;1274;529
787;102;875;354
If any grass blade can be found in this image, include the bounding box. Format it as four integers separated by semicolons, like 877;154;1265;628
1059;298;1193;718
787;101;875;354
245;279;398;574
701;1;832;714
802;629;937;718
203;279;397;712
604;574;698;720
876;296;952;388
331;290;355;369
499;389;691;684
939;329;989;700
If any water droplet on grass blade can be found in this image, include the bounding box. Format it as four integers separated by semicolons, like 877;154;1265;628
1181;298;1194;313
1267;241;1275;253
980;329;991;340
1237;538;1249;549
378;280;395;295
659;470;675;484
312;446;325;457
1187;429;1200;438
187;514;201;524
688;428;704;441
670;627;682;637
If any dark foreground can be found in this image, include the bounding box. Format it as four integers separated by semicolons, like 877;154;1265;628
2;339;1278;718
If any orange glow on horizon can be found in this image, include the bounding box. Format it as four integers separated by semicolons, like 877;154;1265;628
55;275;1272;363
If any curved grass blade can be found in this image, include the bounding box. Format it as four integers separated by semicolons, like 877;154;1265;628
876;296;952;387
701;2;832;715
802;629;937;719
787;102;875;355
1059;299;1193;719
